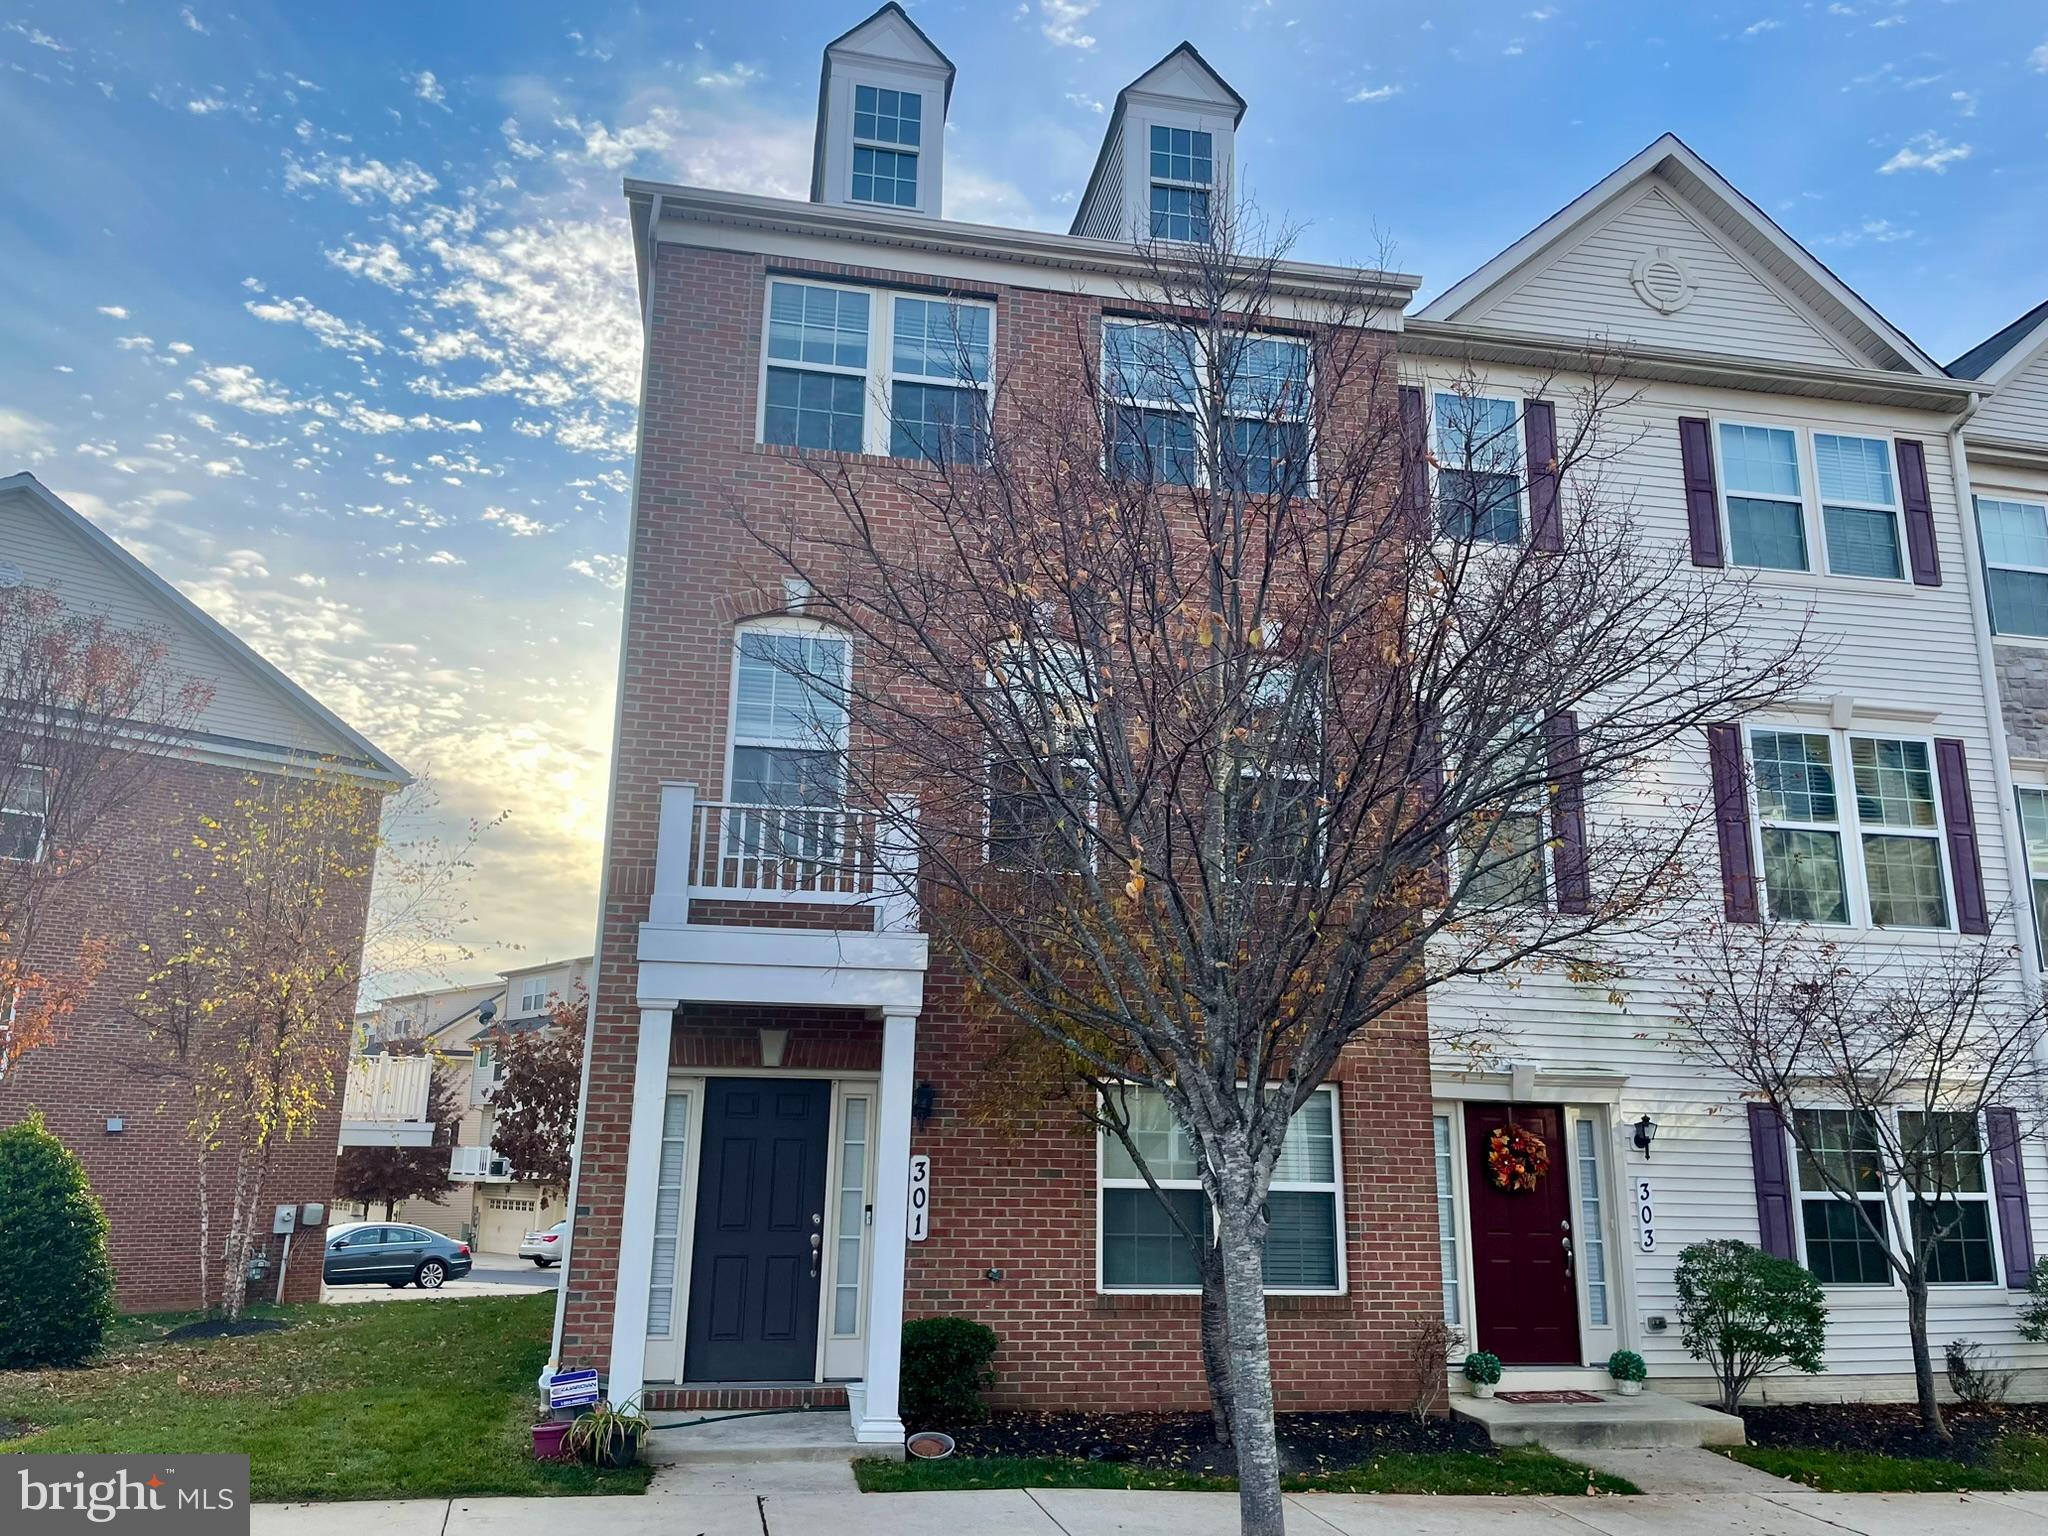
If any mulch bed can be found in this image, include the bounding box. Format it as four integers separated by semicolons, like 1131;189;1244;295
949;1410;1492;1478
162;1317;290;1342
1742;1402;2048;1466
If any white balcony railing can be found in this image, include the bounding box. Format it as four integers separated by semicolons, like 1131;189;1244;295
648;783;919;933
450;1146;512;1181
339;1054;434;1148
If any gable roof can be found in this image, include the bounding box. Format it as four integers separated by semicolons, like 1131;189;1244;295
809;2;958;204
1068;42;1247;237
1416;133;1944;379
1949;298;2048;385
1;472;407;785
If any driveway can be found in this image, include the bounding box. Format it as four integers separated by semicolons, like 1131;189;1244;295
322;1252;560;1303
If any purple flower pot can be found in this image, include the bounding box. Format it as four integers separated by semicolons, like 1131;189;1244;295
532;1421;572;1462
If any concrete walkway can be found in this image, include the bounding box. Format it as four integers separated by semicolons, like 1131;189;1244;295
252;1469;2048;1536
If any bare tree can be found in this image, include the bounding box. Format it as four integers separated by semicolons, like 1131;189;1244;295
1673;917;2047;1442
735;214;1809;1536
0;584;209;1070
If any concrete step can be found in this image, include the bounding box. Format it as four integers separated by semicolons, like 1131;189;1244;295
643;1405;881;1466
1453;1389;1746;1451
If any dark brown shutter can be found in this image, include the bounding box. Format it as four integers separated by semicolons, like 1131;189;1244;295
1545;712;1589;913
1934;738;1990;935
1897;438;1942;588
1679;417;1723;568
1747;1104;1798;1261
1707;723;1759;923
1526;399;1562;553
1986;1106;2037;1289
1399;385;1430;538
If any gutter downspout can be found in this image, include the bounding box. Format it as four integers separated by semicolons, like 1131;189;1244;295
546;190;663;1381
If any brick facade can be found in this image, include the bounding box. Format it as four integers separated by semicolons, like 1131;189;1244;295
0;755;373;1313
559;236;1443;1409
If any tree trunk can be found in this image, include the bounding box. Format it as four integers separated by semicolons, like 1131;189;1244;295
382;1198;395;1220
195;1144;212;1316
1905;1274;1951;1442
1200;1245;1236;1447
1216;1198;1285;1536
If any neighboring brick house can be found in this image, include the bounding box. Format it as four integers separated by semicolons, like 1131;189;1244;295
0;473;405;1312
554;7;1438;1440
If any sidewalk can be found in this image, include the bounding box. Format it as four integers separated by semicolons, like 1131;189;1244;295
252;1466;2048;1536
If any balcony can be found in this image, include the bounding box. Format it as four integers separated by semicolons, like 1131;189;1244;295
450;1146;513;1182
340;1054;434;1147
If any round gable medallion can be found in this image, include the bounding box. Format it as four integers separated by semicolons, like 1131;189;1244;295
1630;246;1697;315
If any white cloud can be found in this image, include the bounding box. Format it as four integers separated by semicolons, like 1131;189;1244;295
6;23;69;52
945;168;1042;229
567;553;627;589
1952;90;1978;117
283;150;438;205
2031;41;2048;73
0;407;55;464
423;549;465;566
179;6;207;33
1742;18;1781;36
245;292;386;352
186;95;227;114
482;505;558;537
1503;39;1526;56
1871;14;1905;28
1040;0;1097;51
1527;6;1556;18
1347;83;1401;103
1878;131;1972;174
327;239;417;289
189;363;302;416
97;304;129;318
695;62;761;89
409;69;447;108
1064;92;1104;114
1820;217;1915;247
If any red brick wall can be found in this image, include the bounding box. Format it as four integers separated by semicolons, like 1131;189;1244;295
0;755;373;1313
559;237;1443;1408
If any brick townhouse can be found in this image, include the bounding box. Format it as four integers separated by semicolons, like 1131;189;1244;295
0;473;405;1311
557;4;2048;1433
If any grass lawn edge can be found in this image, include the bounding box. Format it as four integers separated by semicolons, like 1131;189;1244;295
1716;1439;2048;1495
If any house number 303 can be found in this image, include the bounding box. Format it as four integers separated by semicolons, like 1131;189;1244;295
1635;1178;1655;1252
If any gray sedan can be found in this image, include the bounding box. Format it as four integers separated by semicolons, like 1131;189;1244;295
322;1222;474;1289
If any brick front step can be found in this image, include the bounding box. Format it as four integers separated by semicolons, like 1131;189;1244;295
641;1382;849;1412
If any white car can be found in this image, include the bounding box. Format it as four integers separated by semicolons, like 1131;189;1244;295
518;1220;569;1266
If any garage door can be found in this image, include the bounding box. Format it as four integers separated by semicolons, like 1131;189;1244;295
401;1191;469;1240
478;1193;542;1254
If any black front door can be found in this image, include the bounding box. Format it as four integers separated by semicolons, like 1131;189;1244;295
685;1077;833;1382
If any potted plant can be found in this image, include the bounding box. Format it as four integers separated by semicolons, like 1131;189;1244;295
1608;1349;1648;1396
565;1397;648;1468
530;1417;572;1462
1462;1351;1503;1399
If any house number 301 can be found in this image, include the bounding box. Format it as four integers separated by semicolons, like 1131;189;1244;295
1635;1178;1655;1252
908;1155;931;1243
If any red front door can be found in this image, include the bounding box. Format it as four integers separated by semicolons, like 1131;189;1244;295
1466;1103;1582;1366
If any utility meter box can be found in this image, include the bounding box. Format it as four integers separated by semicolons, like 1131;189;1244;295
272;1204;298;1235
299;1201;326;1227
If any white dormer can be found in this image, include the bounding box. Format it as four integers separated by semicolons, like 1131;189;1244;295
1071;42;1246;244
810;3;956;218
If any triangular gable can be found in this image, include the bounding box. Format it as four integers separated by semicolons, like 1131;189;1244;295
0;473;406;782
1956;302;2048;450
823;3;955;102
1121;42;1246;122
1418;134;1942;378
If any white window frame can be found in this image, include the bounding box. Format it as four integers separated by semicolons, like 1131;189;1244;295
1144;120;1215;244
518;978;547;1015
756;278;996;461
1449;718;1553;911
1100;320;1315;494
848;82;922;211
1095;1083;1346;1298
1976;494;2048;640
822;1081;877;1379
1787;1105;2003;1293
885;294;994;465
1709;417;1909;584
1431;1108;1467;1327
723;616;854;807
2016;784;2048;969
1745;723;1954;933
1429;389;1528;547
981;644;1098;873
0;764;47;864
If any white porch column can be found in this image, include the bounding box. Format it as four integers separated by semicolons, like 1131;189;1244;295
853;1007;918;1443
605;1001;677;1408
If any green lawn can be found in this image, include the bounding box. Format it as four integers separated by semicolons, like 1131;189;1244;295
1722;1436;2048;1494
855;1446;1636;1495
0;1293;649;1501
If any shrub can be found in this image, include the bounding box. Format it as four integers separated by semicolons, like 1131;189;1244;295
1607;1349;1648;1383
0;1112;116;1367
1943;1339;2013;1407
1406;1318;1462;1422
1462;1350;1503;1386
1674;1239;1826;1416
900;1316;998;1429
2020;1268;2048;1345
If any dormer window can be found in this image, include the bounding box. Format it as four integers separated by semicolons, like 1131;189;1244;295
852;84;921;208
1148;126;1212;242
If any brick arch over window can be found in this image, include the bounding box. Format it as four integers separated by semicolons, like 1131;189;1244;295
711;584;804;627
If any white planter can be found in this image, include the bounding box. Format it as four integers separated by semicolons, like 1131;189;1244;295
1469;1381;1496;1399
1613;1379;1643;1396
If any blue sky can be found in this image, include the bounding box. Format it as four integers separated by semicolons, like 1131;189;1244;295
2;0;2043;985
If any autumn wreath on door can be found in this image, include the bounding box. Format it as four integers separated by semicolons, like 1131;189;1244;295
1486;1119;1551;1193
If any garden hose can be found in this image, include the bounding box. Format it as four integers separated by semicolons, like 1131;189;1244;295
643;1404;850;1431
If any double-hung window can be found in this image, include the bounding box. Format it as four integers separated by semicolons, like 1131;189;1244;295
1099;1085;1342;1293
729;624;850;807
1433;392;1523;544
1105;321;1200;486
1815;433;1903;580
2017;787;2048;965
1977;496;2048;637
1750;726;1951;929
985;645;1093;873
1718;423;1807;570
1103;322;1311;492
851;84;920;209
1221;336;1310;496
1900;1111;1998;1285
518;978;547;1015
1240;663;1322;883
0;766;46;863
762;280;996;462
1793;1109;1891;1285
1456;723;1548;909
1147;125;1212;242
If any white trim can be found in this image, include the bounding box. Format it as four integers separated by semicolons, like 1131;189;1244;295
1975;493;2048;639
722;615;853;807
1099;318;1317;495
1428;386;1531;547
821;1080;878;1380
605;1004;679;1405
853;1009;916;1444
1707;414;1910;584
641;1076;705;1385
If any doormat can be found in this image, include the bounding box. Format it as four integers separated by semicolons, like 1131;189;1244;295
1495;1390;1606;1405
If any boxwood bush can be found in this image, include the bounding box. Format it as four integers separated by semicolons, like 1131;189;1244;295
0;1112;116;1367
900;1315;998;1430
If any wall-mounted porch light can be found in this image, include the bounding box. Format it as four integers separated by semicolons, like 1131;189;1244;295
1633;1114;1658;1158
911;1080;938;1125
